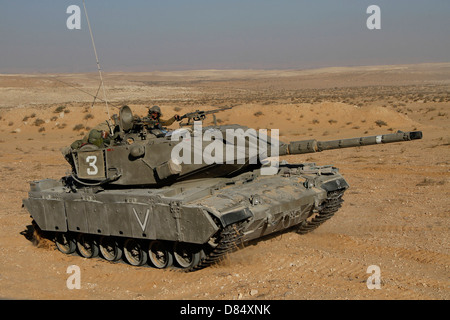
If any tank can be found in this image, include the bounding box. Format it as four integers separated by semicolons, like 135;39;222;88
23;106;423;271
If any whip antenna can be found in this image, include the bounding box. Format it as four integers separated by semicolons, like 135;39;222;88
82;0;111;122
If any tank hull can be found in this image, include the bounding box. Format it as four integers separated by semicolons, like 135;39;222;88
23;163;348;270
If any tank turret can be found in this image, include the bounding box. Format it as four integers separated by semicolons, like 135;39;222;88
64;106;422;188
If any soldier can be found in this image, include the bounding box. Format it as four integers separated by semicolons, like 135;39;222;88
69;120;115;150
146;105;180;130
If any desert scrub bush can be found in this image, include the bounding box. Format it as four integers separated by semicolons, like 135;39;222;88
84;113;94;120
328;119;337;124
73;124;85;131
312;119;320;124
34;118;45;126
416;178;446;186
54;106;66;113
38;127;45;133
254;111;263;117
375;120;388;127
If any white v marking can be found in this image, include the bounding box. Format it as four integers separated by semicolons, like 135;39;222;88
133;208;150;232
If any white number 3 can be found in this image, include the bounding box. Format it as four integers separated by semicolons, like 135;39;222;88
86;155;98;175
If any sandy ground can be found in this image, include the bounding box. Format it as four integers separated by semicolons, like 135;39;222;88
0;63;448;300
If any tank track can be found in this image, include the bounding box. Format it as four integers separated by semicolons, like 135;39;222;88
193;189;345;270
296;188;346;235
190;222;245;272
30;218;246;271
28;190;344;271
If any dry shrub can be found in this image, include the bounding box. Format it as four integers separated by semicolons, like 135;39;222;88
375;120;388;127
34;118;45;126
416;178;446;186
73;124;84;131
54;106;66;113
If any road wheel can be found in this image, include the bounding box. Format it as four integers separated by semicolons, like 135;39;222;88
76;233;99;258
55;232;76;254
99;236;123;261
148;241;173;269
123;239;148;266
173;242;201;269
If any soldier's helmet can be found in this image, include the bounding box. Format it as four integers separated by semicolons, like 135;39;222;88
148;105;162;117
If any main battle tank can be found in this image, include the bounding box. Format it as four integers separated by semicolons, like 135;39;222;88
23;106;423;271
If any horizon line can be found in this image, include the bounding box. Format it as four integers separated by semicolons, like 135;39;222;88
1;61;450;76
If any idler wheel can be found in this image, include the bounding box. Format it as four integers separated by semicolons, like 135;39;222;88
76;234;99;258
99;236;123;261
173;242;201;269
123;239;148;266
55;232;76;254
148;241;173;269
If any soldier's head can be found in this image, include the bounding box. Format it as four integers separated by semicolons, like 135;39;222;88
101;130;110;139
148;105;162;120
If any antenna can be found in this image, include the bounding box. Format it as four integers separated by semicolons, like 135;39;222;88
82;0;111;122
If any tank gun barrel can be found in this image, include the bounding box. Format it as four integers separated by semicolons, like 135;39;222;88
281;131;422;155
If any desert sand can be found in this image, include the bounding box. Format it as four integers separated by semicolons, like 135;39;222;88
0;63;448;300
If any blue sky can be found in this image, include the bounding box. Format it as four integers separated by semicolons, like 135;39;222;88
0;0;449;73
